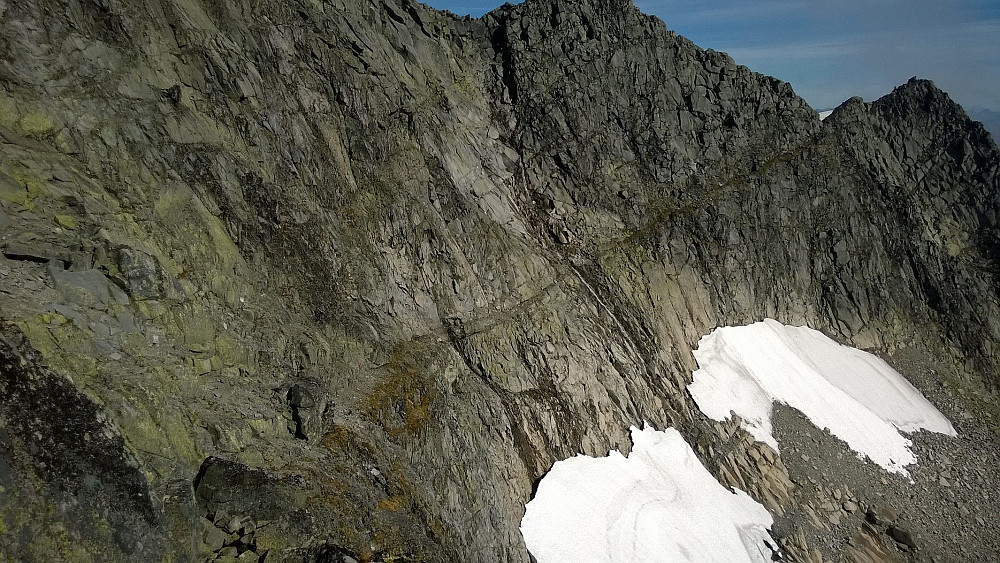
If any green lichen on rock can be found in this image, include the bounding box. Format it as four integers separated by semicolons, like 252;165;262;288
18;111;55;137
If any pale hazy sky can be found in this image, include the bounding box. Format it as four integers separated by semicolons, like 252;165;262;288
427;0;1000;116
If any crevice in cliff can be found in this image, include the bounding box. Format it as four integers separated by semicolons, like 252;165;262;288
486;17;518;106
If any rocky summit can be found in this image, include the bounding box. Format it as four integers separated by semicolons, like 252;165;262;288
1;0;998;561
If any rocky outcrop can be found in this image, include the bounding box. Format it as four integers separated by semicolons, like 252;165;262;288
0;0;998;561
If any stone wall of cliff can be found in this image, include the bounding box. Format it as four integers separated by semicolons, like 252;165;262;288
1;0;998;561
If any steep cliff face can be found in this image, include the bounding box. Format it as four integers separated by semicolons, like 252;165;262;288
0;0;997;561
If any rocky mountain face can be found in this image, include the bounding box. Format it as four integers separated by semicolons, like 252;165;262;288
970;109;1000;142
1;0;998;561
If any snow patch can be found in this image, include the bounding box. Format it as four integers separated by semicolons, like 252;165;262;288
818;109;834;120
521;425;776;563
688;319;956;476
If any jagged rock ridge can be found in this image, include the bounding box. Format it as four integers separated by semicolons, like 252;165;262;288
0;0;998;561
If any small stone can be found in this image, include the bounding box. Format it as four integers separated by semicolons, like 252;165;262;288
55;214;78;229
51;168;73;182
4;241;72;264
549;221;572;244
843;501;858;513
888;526;917;550
117;248;164;299
866;505;898;526
49;266;117;310
287;384;315;408
194;357;213;375
0;171;26;205
202;524;227;552
224;516;243;534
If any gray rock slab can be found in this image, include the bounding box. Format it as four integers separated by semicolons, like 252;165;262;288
49;264;128;310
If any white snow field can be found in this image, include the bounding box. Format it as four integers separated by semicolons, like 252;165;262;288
688;319;956;476
818;109;834;120
521;425;776;563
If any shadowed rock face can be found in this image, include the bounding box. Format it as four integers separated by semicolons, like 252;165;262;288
0;324;161;560
0;0;997;561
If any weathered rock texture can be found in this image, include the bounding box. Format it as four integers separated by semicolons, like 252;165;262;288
0;0;998;561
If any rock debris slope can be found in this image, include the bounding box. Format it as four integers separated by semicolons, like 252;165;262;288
0;0;998;561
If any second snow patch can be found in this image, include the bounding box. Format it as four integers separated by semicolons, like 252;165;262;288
688;319;956;476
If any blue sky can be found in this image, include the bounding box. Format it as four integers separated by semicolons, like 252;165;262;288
426;0;1000;116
